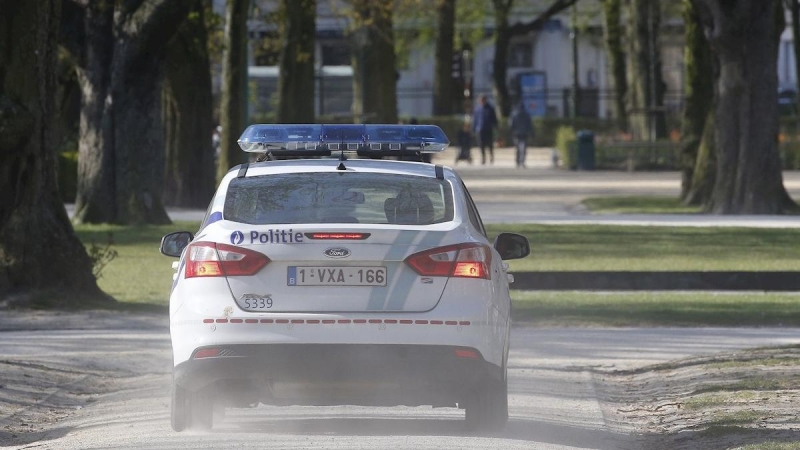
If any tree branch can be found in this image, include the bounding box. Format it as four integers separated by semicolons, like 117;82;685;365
508;0;578;37
120;0;195;62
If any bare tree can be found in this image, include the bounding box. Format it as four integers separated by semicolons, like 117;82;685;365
692;0;797;213
63;0;194;224
626;0;667;140
217;0;250;182
490;0;578;117
277;0;316;123
163;0;216;208
602;0;628;131
0;0;108;305
350;0;398;123
433;0;457;116
679;0;714;203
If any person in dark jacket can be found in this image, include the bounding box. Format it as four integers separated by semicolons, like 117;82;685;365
472;95;498;165
510;102;534;168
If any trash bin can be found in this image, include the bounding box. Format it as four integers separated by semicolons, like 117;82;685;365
576;130;595;171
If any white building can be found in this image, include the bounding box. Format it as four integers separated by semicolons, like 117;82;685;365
213;1;799;120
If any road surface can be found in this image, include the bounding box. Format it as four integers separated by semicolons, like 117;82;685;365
2;311;799;449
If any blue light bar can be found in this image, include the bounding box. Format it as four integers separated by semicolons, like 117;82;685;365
237;124;449;154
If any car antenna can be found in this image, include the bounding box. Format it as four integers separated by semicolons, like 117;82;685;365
336;132;347;171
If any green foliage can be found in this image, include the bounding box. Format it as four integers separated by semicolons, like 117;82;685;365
555;126;577;169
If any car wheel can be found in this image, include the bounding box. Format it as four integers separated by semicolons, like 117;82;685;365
171;382;213;431
171;382;189;432
464;376;508;432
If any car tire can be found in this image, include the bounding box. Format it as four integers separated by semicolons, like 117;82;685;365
464;376;508;432
171;382;189;432
171;383;214;431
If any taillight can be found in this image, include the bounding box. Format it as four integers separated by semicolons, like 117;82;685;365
185;242;269;278
404;243;491;279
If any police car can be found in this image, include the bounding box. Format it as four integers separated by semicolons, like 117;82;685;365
160;124;529;432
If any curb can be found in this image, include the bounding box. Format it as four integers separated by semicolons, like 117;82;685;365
511;271;800;291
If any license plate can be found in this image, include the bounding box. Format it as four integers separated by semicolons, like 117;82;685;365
287;266;387;286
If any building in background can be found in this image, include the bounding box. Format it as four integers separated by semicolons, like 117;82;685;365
210;1;800;122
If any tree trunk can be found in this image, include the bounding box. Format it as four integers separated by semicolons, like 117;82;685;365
163;0;216;208
602;0;628;131
694;0;797;214
351;0;398;124
0;0;108;305
626;0;667;140
217;0;249;182
276;0;316;124
433;0;456;116
679;0;713;201
492;0;513;118
791;0;800;96
686;109;716;205
72;0;116;223
66;0;193;224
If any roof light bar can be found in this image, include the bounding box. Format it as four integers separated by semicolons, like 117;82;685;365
237;124;449;155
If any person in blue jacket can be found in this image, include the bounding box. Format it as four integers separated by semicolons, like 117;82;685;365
472;95;498;165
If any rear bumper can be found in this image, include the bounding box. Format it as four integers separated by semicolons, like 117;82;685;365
174;344;501;407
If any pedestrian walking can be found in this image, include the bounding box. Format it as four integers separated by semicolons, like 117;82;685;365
456;123;473;164
510;102;533;168
472;95;498;165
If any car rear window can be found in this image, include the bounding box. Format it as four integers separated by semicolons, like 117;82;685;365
224;173;454;225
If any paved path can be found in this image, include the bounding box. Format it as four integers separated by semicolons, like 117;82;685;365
65;148;800;227
2;311;799;449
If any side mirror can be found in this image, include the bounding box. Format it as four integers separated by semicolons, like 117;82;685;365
494;233;530;260
160;231;194;257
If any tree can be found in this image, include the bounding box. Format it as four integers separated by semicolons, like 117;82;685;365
276;0;316;123
0;0;107;305
350;0;398;123
786;0;800;97
63;0;194;225
163;0;216;208
433;0;457;115
691;0;797;213
216;0;249;182
602;0;628;131
626;0;667;140
679;0;714;203
490;0;578;117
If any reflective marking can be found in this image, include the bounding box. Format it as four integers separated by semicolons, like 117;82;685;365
202;318;471;326
366;231;416;310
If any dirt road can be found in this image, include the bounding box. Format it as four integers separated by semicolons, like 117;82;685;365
1;311;799;449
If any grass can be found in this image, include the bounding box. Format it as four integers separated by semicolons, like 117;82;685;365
75;221;200;306
733;443;800;450
485;223;800;271
72;222;800;326
582;196;702;214
511;291;800;327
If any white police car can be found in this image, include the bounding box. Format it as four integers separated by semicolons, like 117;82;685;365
160;124;529;432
